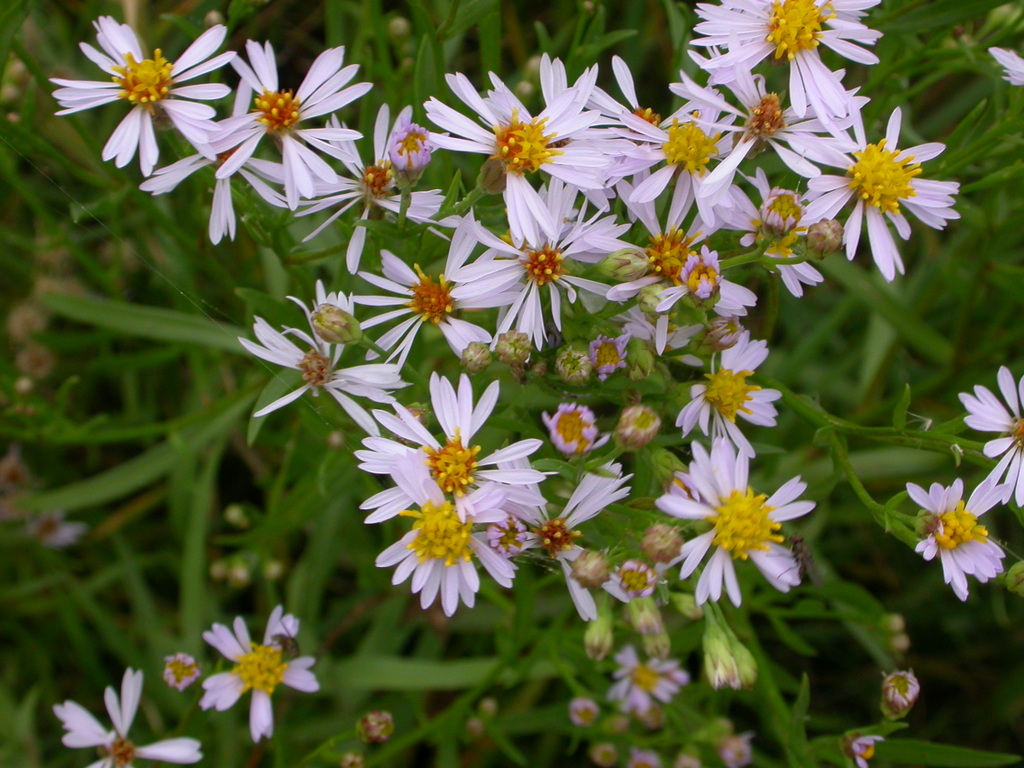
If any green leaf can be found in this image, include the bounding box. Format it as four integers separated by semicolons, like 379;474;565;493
880;0;1007;33
443;0;499;40
892;384;912;430
41;293;247;354
334;656;556;691
874;739;1021;767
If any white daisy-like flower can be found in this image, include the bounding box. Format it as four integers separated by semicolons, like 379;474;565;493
460;180;629;349
542;403;609;457
54;668;202;766
239;281;406;435
51;17;235;175
357;373;545;522
692;0;881;119
211;41;369;209
374;459;515;616
959;366;1024;506
804;107;960;281
654;245;758;318
513;464;633;620
298;105;445;269
355;219;516;367
656;439;814;605
607;645;689;715
425;67;608;244
200;606;319;742
990;47;1024;86
908;478;1006;601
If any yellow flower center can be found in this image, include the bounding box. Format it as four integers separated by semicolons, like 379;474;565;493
633;106;662;125
112;50;173;108
108;736;136;767
857;743;876;761
493;110;562;174
424;433;480;496
254;89;301;133
409;266;454;323
631;663;661;692
553;411;592;453
362;160;394;198
767;193;803;223
747;93;787;137
763;229;803;258
299;349;331;387
166;657;199;685
933;501;988;550
403;500;474;566
848;139;921;214
663;118;720;175
535;517;582;557
1014;418;1024;448
766;0;835;61
711;487;782;559
647;228;699;283
394;130;429;167
703;368;760;422
521;245;565;286
686;261;719;294
620;566;653;593
594;340;624;369
234;643;289;694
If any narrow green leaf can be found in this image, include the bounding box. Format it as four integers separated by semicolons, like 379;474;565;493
892;384;912;430
874;739;1021;767
334;656;556;690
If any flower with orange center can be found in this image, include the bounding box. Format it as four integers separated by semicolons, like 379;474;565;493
408;266;454;324
424;431;481;496
112;50;174;108
521;245;565;286
254;88;301;132
492;110;563;174
746;93;786;138
535;517;584;558
646;228;699;283
361;160;395;199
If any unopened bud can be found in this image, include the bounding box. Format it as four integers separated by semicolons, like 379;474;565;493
626;596;664;636
494;330;530;367
584;599;614;660
605;714;630;734
204;10;225;26
1006;561;1024;596
589;742;618;768
464;717;485;739
625;338;655;382
703;612;757;690
636;704;665;731
615;404;661;449
641;523;684;564
883;613;906;634
636;284;666;315
650;449;687;490
478;697;498;718
890;632;911;654
224;504;250;529
880;669;919;720
461;341;492;373
568;697;600;727
327;430;346;450
717;733;753;768
598;249;650;282
312;303;362;345
262;559;284;581
339;752;365;768
805;218;844;256
642;631;671;660
571;550;611;589
673;751;702;768
555;345;593;385
670;592;704;621
478;158;507;195
389;118;433;184
702;316;743;352
356;710;394;743
388;16;412;40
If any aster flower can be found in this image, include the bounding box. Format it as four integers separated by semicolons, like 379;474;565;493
804;107;959;281
389;108;435;179
54;668;202;766
959;366;1024;505
355;219;516;367
607;645;689;715
612;559;659;599
718;733;755;768
589;334;630;381
656;440;814;605
298;106;445;269
163;653;201;691
486;514;530;558
628;748;662;768
513;464;633;620
542;403;609;457
425;66;610;243
210;41;369;209
51;18;235;175
568;697;601;727
357;373;545;522
990;47;1024;85
374;458;515;616
655;245;758;318
692;0;881;119
238;281;406;435
908;478;1006;601
200;606;319;742
845;735;883;768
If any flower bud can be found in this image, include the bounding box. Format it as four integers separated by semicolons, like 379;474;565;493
224;504;250;529
312;303;362;345
636;284;666;315
478;157;507;195
460;341;492;373
589;742;618;768
702;612;757;690
626;596;664;636
568;697;600;727
643;630;672;660
641;523;684;564
204;10;226;26
356;710;394;743
389;119;433;185
669;592;702;621
464;717;485;739
478;697;498;718
584;599;614;661
881;670;919;720
388;16;412;40
571;550;611;589
673;751;702;768
625;338;655;382
717;734;753;768
702;316;743;353
598;248;650;282
628;747;662;768
589;334;629;381
636;703;665;731
1006;561;1024;596
555;344;593;385
650;448;687;490
339;752;365;768
494;330;530;367
805;218;844;256
615;404;661;450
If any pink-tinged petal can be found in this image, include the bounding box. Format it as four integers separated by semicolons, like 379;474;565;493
135;738;203;763
102;108;142;168
249;690;274;742
118;669;143;735
200;672;245;711
678;531;714;579
53;700;112;748
283;663;320;693
997;366;1022;417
